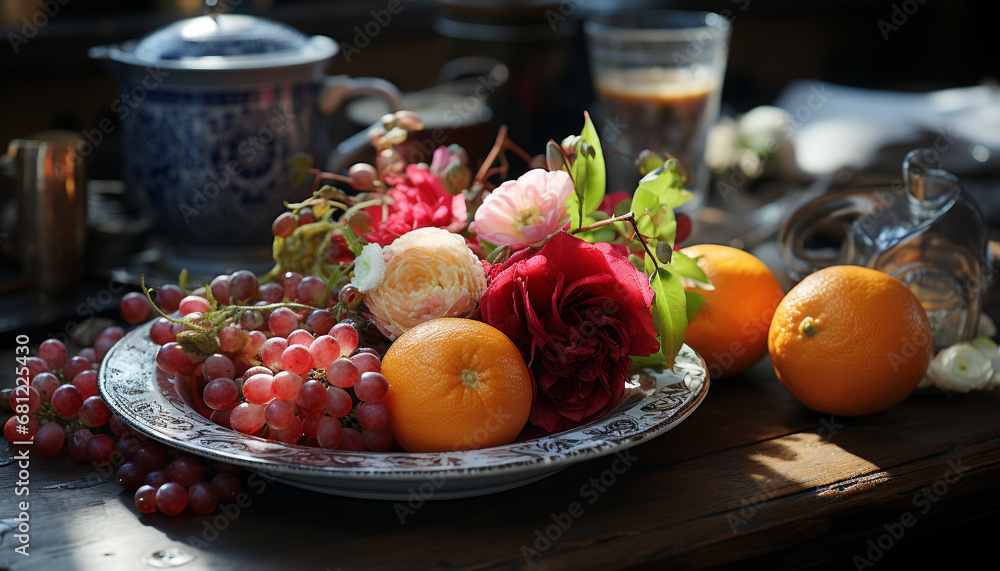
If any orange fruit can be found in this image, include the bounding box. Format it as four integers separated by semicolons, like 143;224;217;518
767;265;932;416
680;244;786;378
381;318;533;452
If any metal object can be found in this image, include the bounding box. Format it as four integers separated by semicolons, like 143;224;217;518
5;131;87;301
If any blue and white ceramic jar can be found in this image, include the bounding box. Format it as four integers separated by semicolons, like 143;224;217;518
90;14;399;265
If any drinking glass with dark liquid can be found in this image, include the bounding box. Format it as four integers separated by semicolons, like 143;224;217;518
585;11;730;211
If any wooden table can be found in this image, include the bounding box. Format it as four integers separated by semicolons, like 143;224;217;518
3;352;998;570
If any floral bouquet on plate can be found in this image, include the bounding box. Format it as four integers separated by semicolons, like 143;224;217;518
259;110;711;435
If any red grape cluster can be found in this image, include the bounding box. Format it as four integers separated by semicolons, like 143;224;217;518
148;270;395;452
4;331;120;458
115;436;242;516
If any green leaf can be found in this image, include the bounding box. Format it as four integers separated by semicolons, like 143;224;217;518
684;291;706;321
577;111;606;215
341;224;363;257
668;250;713;290
630;352;668;374
649;267;688;369
178;269;189;294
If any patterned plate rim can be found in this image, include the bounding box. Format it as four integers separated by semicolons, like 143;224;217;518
99;320;710;482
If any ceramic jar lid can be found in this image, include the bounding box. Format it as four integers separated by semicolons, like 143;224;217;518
124;13;336;70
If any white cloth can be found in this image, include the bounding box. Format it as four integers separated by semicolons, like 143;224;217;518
774;80;1000;177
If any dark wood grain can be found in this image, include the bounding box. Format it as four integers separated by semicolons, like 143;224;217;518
3;357;999;571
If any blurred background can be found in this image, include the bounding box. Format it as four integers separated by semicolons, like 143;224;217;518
1;0;998;337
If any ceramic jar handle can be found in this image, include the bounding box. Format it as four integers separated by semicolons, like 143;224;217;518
319;75;402;116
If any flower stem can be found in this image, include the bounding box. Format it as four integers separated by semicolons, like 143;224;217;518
570;212;660;271
474;125;509;184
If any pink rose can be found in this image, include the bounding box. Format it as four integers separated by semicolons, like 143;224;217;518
470;169;574;250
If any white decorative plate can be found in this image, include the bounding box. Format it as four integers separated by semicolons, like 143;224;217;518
99;321;709;500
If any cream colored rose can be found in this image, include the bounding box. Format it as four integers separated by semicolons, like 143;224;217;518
364;227;486;340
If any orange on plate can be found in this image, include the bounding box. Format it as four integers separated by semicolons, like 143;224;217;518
381;318;533;452
680;244;786;378
767;265;932;416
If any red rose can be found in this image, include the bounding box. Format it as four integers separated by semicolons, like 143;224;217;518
479;231;660;432
364;164;467;247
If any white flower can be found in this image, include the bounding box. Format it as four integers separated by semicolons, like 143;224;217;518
970;337;1000;389
926;342;993;392
351;242;385;293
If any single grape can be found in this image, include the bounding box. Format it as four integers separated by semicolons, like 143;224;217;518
210;275;231;305
71;369;99;400
87;434;116;466
93;336;117;363
109;415;131;437
240;309;266;331
229;270;258;303
217;326;248;354
295;276;326;306
272;212;297;238
267;307;298;338
242;365;273;383
9;385;40;414
280;272;303;301
31;372;60;403
76;347;97;363
339;428;366;451
202;353;236;381
187;481;219;514
155;342;196;375
281;344;313;376
354;372;389;403
257;282;284;304
117;462;147;490
133;441;167;472
243;373;275;405
203;378;239;410
300;411;324;439
115;433;143;461
316;416;344;449
327;358;359;388
178;295;211;316
286;329;314;347
305;310;336;336
97;326;126;345
79;396;113;427
348;162;377;189
210;407;234;429
264;399;295;430
242;330;267;356
155;284;185;314
260;337;289;371
296;380;326;411
309;336;340;370
270;416;303;444
297;208;315;225
338;284;363;308
155;482;188;516
25;356;48;382
324;386;353;418
38;338;68;370
350;352;382;375
144;470;168;489
167;456;205;487
210;473;241;503
271;371;304;401
120;291;152;324
135;485;159;514
358;402;391;432
67;429;94;463
51;384;84;418
34;421;66;456
150;318;178;345
362;429;394;452
65;356;93;383
4;414;38;443
330;323;360;357
230;403;266;435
